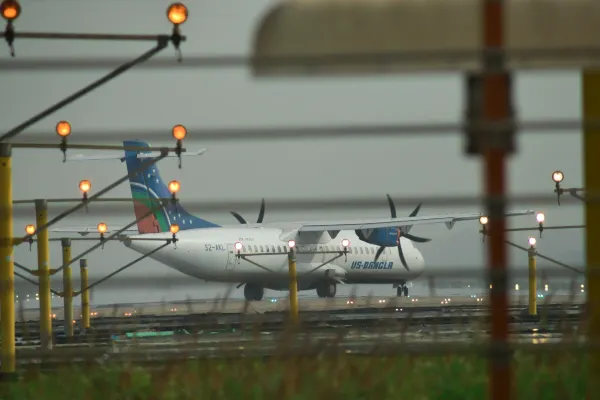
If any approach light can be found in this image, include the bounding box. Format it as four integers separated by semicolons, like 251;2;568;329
235;242;243;251
79;180;91;194
341;239;350;248
169;224;180;234
1;0;21;21
167;3;188;25
168;180;180;194
528;237;537;247
25;224;35;235
536;212;545;238
172;124;187;141
479;216;488;242
552;171;564;183
97;223;107;234
55;120;71;137
536;212;545;224
288;240;296;249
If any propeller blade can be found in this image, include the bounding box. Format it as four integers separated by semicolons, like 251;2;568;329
397;244;410;271
386;194;397;218
403;233;432;243
409;203;422;217
230;211;247;224
374;246;385;262
257;198;266;223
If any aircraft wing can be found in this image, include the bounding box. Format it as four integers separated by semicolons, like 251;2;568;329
276;209;536;240
48;227;139;236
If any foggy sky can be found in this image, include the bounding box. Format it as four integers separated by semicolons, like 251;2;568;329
1;0;585;306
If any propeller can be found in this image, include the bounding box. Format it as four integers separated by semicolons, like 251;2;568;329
373;194;432;271
230;198;266;224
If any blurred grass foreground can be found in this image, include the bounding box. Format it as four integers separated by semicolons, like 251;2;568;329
1;352;586;399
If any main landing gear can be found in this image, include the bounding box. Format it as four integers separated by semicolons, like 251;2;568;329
316;281;337;298
396;281;409;297
244;283;264;301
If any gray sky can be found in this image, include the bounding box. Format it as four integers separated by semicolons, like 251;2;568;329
2;0;585;306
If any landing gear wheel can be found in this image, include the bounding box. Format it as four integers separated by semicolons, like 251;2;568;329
316;282;337;298
396;284;408;297
243;284;264;301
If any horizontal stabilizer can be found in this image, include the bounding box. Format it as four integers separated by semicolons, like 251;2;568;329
66;149;207;162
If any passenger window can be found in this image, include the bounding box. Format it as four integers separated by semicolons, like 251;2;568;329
248;246;252;253
260;245;264;252
360;247;363;254
254;245;258;252
266;246;270;253
370;248;374;254
271;245;276;253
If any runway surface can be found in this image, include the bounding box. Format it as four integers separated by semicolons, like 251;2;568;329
12;294;584;351
17;293;585;321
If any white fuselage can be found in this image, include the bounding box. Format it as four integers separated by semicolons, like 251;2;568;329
123;227;425;291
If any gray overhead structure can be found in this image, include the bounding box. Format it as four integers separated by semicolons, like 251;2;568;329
251;0;600;76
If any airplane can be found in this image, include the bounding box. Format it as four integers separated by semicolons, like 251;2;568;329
51;139;537;301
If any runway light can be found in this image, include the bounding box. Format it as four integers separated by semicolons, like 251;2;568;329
479;216;488;225
515;284;520;291
552;170;564;183
1;1;21;21
536;212;545;223
168;180;180;194
234;242;242;251
167;3;188;25
172;124;187;140
97;223;108;234
25;224;35;235
341;238;350;248
528;237;537;247
288;239;296;249
79;180;91;194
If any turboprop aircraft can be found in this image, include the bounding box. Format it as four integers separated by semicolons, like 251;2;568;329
50;140;536;300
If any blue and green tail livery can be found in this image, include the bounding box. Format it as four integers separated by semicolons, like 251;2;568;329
122;140;220;234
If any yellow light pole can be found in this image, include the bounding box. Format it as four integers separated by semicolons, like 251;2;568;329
287;240;299;326
34;199;52;350
61;238;74;337
527;237;537;316
80;259;90;330
0;142;15;376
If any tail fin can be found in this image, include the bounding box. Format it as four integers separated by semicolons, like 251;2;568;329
123;140;220;234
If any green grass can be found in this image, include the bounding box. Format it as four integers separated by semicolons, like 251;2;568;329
1;352;587;399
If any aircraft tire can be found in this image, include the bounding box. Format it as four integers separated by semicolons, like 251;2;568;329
325;282;336;298
244;284;264;301
316;282;336;298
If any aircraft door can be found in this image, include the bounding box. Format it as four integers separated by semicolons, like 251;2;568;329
225;244;236;270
